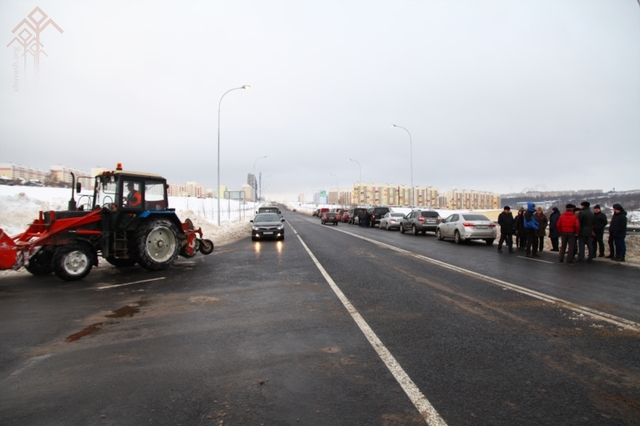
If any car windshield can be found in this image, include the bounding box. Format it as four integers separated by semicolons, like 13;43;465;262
462;214;490;221
421;211;439;217
325;213;337;217
254;213;280;222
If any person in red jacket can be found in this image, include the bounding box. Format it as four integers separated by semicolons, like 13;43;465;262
556;204;580;264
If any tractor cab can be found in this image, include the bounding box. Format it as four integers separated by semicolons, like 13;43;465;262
92;169;169;213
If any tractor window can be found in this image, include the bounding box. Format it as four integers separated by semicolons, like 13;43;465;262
124;181;143;209
145;181;167;210
94;178;118;210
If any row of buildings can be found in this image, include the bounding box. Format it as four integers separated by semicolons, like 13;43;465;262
304;184;500;210
1;163;500;209
0;162;263;201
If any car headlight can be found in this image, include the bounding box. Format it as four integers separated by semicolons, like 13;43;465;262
277;224;284;230
252;225;260;230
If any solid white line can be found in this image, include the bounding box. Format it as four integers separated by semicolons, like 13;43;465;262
95;277;166;290
290;222;447;426
329;227;640;332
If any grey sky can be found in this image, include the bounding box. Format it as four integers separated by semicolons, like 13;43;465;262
2;0;639;201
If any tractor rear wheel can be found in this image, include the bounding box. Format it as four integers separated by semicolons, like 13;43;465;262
25;249;54;275
136;219;180;271
53;243;94;281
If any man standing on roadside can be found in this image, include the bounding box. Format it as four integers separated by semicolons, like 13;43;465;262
497;206;515;253
593;204;608;258
556;204;580;264
548;207;561;252
523;202;540;258
577;201;595;262
609;203;628;262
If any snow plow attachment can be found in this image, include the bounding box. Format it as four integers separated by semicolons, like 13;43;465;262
0;229;17;270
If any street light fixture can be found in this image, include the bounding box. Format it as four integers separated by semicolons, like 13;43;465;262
348;158;362;204
217;85;250;225
390;124;413;207
253;155;268;202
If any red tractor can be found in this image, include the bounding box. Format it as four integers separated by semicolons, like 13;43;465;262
0;164;214;281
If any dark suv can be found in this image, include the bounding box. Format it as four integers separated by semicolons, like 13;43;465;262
367;206;391;228
400;209;441;235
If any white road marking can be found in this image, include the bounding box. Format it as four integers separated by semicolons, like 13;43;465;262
95;277;166;290
329;226;640;332
517;256;554;264
290;223;447;426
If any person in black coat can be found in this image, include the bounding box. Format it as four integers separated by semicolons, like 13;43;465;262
514;207;526;250
593;204;608;257
577;201;595;262
548;207;561;251
497;206;515;253
608;203;627;262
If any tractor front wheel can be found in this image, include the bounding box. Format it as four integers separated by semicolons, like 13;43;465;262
25;249;54;275
53;243;94;281
136;220;180;271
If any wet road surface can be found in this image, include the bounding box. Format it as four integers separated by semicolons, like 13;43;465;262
1;208;639;425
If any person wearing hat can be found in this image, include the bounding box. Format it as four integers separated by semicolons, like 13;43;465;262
514;206;526;251
608;203;627;262
523;202;540;258
534;206;548;253
497;206;515;253
556;204;580;263
548;207;561;252
577;201;595;262
593;204;608;258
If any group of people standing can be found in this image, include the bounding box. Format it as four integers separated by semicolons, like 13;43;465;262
497;201;629;263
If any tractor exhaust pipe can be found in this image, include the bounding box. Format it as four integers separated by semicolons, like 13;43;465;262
68;172;77;211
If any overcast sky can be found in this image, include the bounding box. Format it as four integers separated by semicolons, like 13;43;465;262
1;0;639;200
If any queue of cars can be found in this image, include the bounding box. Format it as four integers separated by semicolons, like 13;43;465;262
316;206;498;245
253;204;497;247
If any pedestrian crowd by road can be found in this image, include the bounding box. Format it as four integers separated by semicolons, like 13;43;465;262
497;202;628;263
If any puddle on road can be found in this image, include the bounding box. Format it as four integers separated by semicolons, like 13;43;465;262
65;322;104;342
105;299;149;318
65;298;149;342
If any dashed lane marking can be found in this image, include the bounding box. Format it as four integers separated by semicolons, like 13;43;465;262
95;277;166;290
289;222;448;426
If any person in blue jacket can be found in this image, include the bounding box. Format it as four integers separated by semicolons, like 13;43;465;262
523;202;540;258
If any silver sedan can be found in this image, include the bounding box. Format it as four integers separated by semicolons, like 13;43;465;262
435;213;497;245
378;212;406;231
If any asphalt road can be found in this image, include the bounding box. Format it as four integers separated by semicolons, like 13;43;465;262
1;208;639;425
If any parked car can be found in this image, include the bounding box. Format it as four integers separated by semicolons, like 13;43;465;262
250;213;285;241
435;213;496;245
340;210;351;223
336;209;348;222
367;206;391;228
321;212;339;226
348;207;368;225
378;212;405;230
400;210;442;235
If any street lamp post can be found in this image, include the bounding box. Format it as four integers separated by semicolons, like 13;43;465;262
391;124;413;207
348;158;361;204
253;155;268;202
217;85;250;226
